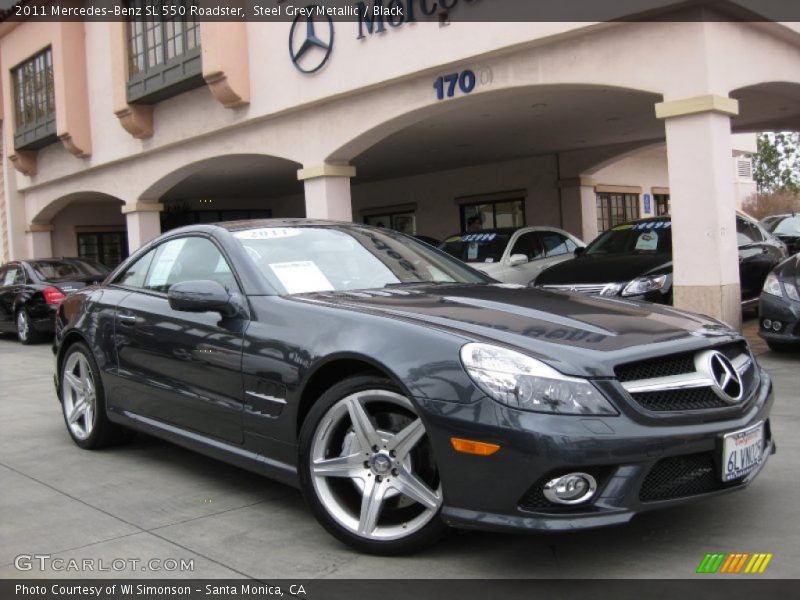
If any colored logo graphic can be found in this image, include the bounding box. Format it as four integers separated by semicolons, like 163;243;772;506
696;552;773;574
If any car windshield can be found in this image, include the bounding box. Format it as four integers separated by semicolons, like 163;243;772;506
768;215;800;236
585;221;673;256
233;226;489;295
31;260;110;280
439;232;511;263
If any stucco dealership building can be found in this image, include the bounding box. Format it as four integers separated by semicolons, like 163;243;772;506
0;0;799;327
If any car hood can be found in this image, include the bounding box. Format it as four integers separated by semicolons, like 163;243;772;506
535;253;671;285
775;253;800;283
297;283;737;376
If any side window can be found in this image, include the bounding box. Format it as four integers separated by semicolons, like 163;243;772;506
540;232;571;257
2;267;24;285
510;233;543;261
144;237;238;294
736;218;762;245
115;248;157;288
0;267;8;286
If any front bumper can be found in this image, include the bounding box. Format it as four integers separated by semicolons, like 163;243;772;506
759;292;800;345
417;369;775;533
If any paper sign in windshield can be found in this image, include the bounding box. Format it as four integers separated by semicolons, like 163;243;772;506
235;228;302;240
635;231;659;251
269;261;334;294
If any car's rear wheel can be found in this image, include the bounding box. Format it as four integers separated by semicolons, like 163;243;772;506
299;376;448;554
60;343;133;449
16;309;41;344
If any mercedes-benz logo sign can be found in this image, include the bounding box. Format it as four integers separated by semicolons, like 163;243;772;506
699;350;743;403
289;6;334;74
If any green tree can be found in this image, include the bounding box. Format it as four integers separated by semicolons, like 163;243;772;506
752;132;800;194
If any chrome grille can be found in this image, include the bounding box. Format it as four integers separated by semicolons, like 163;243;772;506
617;343;757;412
540;283;614;295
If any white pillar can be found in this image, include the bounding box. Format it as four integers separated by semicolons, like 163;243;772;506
25;224;53;258
122;203;164;252
657;95;741;329
297;164;355;221
558;177;598;244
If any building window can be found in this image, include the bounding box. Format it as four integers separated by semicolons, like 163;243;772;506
77;232;130;269
460;198;525;231
364;211;416;235
654;194;670;216
12;47;57;151
596;193;639;233
126;1;203;104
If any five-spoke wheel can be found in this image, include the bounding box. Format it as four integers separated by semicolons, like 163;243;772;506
62;350;97;441
299;376;447;554
59;342;133;449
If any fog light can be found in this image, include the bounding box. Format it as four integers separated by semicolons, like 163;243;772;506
543;472;597;505
762;319;772;329
772;321;782;332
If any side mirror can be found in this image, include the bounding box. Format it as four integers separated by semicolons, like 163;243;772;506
509;254;528;267
574;247;586;257
168;280;240;318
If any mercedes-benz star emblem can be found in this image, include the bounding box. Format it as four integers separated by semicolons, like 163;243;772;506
699;350;743;403
289;7;334;74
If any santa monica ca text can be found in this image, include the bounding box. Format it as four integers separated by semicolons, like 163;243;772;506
16;584;305;596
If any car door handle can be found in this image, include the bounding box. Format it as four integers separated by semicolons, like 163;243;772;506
118;313;137;325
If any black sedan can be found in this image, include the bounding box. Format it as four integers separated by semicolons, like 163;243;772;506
54;220;774;554
534;215;785;308
761;213;800;256
759;254;800;352
0;258;109;344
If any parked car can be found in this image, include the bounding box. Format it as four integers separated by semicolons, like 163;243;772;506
0;258;109;344
439;226;585;285
413;234;440;247
535;214;786;309
761;213;800;256
54;220;774;554
759;254;800;352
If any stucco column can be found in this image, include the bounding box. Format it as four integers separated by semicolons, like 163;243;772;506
657;95;741;329
298;164;356;221
26;224;53;258
559;177;599;243
122;203;164;252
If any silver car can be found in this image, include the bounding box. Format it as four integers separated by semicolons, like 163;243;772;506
440;226;585;285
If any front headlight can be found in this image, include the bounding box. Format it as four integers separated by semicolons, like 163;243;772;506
621;274;669;297
459;343;618;415
762;272;783;297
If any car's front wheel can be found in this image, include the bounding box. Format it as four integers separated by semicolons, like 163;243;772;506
299;376;448;554
60;342;133;449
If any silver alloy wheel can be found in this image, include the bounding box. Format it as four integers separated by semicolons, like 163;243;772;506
61;352;97;441
16;311;29;342
310;390;442;541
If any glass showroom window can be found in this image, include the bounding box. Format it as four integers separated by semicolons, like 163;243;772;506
460;199;525;231
596;193;640;233
12;47;57;150
364;212;417;235
126;1;203;103
78;232;130;268
655;194;671;216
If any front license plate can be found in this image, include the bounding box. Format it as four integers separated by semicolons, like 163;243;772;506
721;422;764;482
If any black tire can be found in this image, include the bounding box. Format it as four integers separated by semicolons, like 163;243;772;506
298;375;449;555
59;342;134;449
767;341;799;353
16;308;42;345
